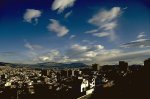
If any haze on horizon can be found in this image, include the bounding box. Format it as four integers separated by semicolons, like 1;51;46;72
0;0;150;65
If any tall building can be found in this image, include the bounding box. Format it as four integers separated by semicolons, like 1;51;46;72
119;61;128;71
144;58;150;73
92;64;100;71
144;58;150;67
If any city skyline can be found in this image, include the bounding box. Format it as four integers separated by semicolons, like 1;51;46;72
0;0;150;64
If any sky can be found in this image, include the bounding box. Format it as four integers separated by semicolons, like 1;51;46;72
0;0;150;65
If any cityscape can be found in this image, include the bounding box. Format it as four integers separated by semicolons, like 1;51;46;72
0;58;150;99
0;0;150;99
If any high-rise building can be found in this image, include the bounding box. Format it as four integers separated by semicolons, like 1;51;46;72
144;58;150;73
144;58;150;67
119;61;128;71
92;64;100;71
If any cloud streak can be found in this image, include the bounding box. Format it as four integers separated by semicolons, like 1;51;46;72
47;19;69;37
95;49;150;65
52;0;76;13
120;39;150;48
64;11;73;18
86;7;122;41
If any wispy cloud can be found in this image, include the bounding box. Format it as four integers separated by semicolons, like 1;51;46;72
23;9;42;24
95;49;150;65
20;41;150;65
64;11;73;18
38;50;62;62
120;39;150;48
69;35;76;39
85;29;99;34
88;7;121;26
52;0;76;13
66;44;104;60
24;41;43;51
86;7;122;41
120;32;150;48
93;32;110;37
47;19;69;37
137;32;145;39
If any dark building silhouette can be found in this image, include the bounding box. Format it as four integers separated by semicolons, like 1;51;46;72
144;58;150;67
92;64;100;71
118;61;128;71
61;70;68;77
143;58;150;74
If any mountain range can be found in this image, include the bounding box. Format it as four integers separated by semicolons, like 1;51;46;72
0;62;88;69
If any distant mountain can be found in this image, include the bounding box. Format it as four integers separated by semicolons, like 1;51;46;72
0;62;88;68
0;62;7;66
34;62;88;68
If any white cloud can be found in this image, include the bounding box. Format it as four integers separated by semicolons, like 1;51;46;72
71;44;88;52
66;44;104;61
86;7;122;41
24;41;64;63
69;35;76;39
120;32;150;48
23;41;150;65
100;22;117;30
137;32;145;39
120;39;150;48
47;19;69;37
64;11;72;18
23;9;42;24
39;50;61;62
94;49;150;65
88;7;121;26
85;29;99;34
93;32;110;37
52;0;76;13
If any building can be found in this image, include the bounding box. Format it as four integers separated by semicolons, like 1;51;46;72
144;58;150;67
92;64;100;71
144;58;150;73
118;61;128;71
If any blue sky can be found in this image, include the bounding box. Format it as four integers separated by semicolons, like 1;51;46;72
0;0;150;64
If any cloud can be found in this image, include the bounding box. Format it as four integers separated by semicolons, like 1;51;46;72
100;22;117;31
120;32;150;48
39;50;61;62
23;41;65;63
86;7;122;41
24;41;43;51
88;7;121;26
64;43;150;65
120;39;150;48
93;32;110;37
137;32;145;39
94;49;150;65
69;35;76;39
64;11;72;18
47;19;69;37
21;41;150;65
66;44;104;60
52;0;76;13
85;29;99;34
82;40;97;45
23;9;42;24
